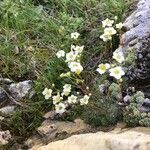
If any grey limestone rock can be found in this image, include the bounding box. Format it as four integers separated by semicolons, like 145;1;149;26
0;79;33;114
0;105;16;115
119;0;150;96
9;80;32;100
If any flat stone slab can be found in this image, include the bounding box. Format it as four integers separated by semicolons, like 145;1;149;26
26;119;90;149
34;127;150;150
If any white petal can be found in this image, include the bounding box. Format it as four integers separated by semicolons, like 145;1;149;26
97;68;105;74
105;63;110;69
45;95;50;99
42;88;47;95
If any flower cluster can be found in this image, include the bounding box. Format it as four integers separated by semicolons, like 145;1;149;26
43;32;90;114
56;33;84;75
100;18;123;42
97;49;125;80
97;17;125;80
42;84;90;114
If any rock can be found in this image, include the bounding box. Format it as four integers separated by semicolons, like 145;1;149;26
143;98;150;107
0;116;4;121
9;80;32;100
122;0;150;42
0;87;7;103
137;98;150;113
0;105;16;115
119;0;150;95
43;111;56;120
0;78;12;106
34;127;150;150
0;78;34;102
115;122;127;129
37;119;89;137
99;84;105;93
123;95;131;103
137;104;150;113
0;130;12;145
0;78;13;84
0;78;12;103
25;135;44;150
26;119;90;149
0;79;33;114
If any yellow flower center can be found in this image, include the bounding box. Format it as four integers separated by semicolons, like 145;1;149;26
73;64;78;67
108;30;113;34
100;65;106;71
114;70;120;75
55;96;60;102
46;91;51;95
59;106;63;110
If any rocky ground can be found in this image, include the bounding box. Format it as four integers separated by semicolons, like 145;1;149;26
0;0;150;149
33;127;150;150
26;0;150;149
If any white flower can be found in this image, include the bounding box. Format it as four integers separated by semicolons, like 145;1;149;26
71;45;76;51
56;50;65;58
104;27;117;36
74;45;84;54
52;93;62;104
116;23;123;29
102;18;114;28
66;51;77;62
55;103;66;114
42;88;52;99
71;32;80;39
80;95;90;105
100;34;112;42
97;63;110;74
113;51;125;63
68;62;83;75
109;66;125;79
62;84;71;96
63;84;71;91
68;95;77;104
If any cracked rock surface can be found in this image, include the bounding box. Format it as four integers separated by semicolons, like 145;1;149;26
28;1;150;149
120;0;150;96
0;78;33;114
33;127;150;150
26;118;90;149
